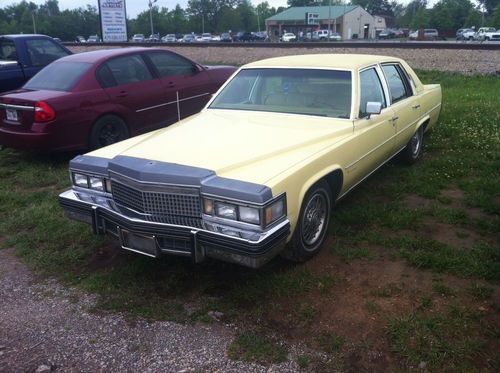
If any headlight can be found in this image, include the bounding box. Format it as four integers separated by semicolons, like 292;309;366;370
73;173;89;188
239;206;260;224
215;202;237;220
89;176;104;191
265;197;285;225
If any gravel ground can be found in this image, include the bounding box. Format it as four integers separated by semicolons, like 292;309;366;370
69;44;500;75
0;248;318;372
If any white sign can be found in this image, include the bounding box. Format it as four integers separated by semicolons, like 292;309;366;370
306;13;320;25
99;0;128;42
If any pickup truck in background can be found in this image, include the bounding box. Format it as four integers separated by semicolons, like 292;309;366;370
0;34;72;93
473;27;500;41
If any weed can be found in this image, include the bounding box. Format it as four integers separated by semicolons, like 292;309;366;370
317;332;345;353
227;332;287;365
296;355;313;369
432;282;456;297
364;300;380;315
468;283;494;301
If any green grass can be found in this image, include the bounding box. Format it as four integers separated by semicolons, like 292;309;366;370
0;71;498;370
388;304;485;370
227;332;288;365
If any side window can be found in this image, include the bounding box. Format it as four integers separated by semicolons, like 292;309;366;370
96;64;116;88
0;39;17;60
24;39;69;66
105;55;153;85
382;64;412;104
359;68;386;118
147;52;196;78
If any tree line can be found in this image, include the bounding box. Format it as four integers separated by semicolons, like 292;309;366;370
0;0;499;41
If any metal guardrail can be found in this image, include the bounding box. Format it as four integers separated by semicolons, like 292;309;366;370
65;41;500;50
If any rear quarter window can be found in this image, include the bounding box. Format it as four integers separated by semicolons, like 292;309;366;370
25;38;70;66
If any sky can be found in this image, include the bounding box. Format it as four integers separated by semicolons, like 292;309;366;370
0;0;439;18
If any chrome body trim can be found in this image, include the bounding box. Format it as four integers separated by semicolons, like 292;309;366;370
0;103;34;111
136;92;211;113
59;189;290;268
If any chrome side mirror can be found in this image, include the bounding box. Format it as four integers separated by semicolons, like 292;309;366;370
366;101;382;118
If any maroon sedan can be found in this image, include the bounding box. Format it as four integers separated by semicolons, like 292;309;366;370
0;48;236;151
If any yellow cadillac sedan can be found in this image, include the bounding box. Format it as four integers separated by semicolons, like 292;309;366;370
59;54;442;268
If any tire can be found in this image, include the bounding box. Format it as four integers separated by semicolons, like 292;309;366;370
282;180;332;262
401;125;424;164
89;115;129;150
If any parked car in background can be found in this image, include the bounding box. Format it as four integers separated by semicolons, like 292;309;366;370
211;34;221;42
59;54;441;268
252;32;267;41
456;28;475;40
161;34;177;42
378;29;396;39
0;48;236;152
0;34;72;93
473;27;500;41
281;32;297;42
180;34;196;43
329;32;342;41
220;33;232;42
132;34;145;43
201;33;212;42
147;34;160;42
409;28;439;40
87;35;101;43
75;35;86;43
233;31;261;42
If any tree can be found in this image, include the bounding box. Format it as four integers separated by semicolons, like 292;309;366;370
477;0;499;15
430;0;475;31
351;0;394;16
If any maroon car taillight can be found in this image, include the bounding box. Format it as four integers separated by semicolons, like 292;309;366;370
34;101;56;122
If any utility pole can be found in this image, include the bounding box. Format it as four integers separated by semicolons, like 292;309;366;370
328;0;331;37
148;0;157;36
31;11;37;33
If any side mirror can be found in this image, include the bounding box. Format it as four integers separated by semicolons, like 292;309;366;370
366;101;382;118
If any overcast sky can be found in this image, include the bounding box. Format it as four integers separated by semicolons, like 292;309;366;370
0;0;432;18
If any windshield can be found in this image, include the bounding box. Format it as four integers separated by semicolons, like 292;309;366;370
24;61;91;91
209;68;352;119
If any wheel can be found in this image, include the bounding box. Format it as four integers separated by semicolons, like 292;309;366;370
401;125;423;164
282;180;332;262
89;115;129;149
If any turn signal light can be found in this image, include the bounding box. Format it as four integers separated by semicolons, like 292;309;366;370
34;101;56;122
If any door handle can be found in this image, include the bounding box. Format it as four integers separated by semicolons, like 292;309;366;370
116;90;128;98
412;104;421;109
390;116;399;122
166;82;175;88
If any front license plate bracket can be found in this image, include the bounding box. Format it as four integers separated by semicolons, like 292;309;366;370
118;227;158;258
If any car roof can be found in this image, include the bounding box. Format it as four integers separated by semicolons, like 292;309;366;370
1;34;53;39
243;54;405;70
54;47;162;64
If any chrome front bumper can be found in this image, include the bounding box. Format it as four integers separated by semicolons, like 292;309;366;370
58;189;290;268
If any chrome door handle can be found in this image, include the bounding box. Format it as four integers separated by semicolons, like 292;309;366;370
412;104;421;109
391;116;399;121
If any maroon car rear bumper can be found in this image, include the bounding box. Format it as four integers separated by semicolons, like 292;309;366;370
0;125;52;151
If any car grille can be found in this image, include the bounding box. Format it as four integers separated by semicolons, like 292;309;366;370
111;179;201;219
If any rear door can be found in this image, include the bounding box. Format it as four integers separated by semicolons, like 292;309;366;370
98;53;166;134
381;63;421;152
144;51;212;120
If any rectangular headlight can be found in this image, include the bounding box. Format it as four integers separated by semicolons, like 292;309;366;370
73;173;89;188
239;206;260;224
215;202;237;220
89;176;104;191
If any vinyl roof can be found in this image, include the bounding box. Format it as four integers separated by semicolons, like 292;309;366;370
243;54;404;70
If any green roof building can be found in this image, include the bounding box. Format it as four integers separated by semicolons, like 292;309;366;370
265;5;376;41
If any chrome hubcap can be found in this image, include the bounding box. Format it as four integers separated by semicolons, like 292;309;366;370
302;193;327;248
410;130;422;157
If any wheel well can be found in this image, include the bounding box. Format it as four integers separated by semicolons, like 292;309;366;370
88;113;130;148
421;118;430;132
324;169;343;203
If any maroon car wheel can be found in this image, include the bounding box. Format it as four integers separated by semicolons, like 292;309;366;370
89;115;129;149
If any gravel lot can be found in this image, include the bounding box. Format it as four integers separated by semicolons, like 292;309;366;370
69;44;500;75
0;248;318;372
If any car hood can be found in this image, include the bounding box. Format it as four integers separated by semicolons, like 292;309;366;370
89;109;354;186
